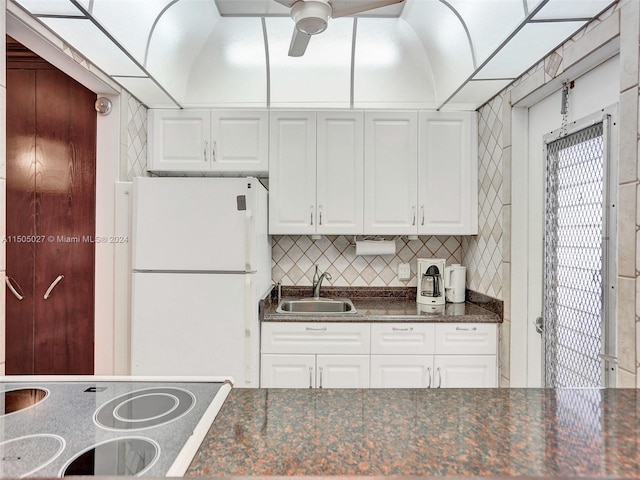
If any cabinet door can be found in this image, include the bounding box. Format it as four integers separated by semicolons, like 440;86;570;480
370;355;434;388
364;111;418;235
261;354;316;388
433;355;497;388
418;111;478;234
269;111;317;234
148;109;211;171
317;355;370;388
210;110;268;174
316;111;364;234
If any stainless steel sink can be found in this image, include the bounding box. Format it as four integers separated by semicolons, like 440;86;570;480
276;298;357;314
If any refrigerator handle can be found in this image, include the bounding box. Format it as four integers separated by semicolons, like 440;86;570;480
245;207;254;272
244;274;254;384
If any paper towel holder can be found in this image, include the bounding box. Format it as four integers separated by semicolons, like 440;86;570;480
353;236;397;256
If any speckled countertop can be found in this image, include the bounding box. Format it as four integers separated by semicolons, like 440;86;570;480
261;287;501;323
187;388;640;478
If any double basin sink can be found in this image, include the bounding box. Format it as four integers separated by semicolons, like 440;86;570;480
276;297;357;314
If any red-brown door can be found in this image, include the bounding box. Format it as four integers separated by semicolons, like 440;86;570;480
6;38;96;374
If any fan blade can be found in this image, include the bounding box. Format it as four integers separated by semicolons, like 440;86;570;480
288;28;312;57
331;0;404;18
273;0;299;7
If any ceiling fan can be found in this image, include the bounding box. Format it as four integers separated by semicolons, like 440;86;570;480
273;0;405;57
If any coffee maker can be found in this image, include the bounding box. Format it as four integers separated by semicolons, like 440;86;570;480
417;258;446;305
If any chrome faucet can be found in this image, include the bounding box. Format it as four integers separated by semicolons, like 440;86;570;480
312;265;332;299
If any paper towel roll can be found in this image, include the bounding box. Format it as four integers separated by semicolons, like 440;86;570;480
355;240;396;256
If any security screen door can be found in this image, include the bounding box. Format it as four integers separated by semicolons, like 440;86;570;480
543;115;615;387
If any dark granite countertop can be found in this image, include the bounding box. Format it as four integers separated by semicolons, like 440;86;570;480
262;287;501;323
187;388;640;478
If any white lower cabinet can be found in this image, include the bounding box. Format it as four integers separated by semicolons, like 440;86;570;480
370;355;433;388
261;354;369;388
261;322;498;388
433;355;497;388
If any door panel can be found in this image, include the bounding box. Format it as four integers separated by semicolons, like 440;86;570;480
6;49;96;375
6;69;37;375
33;70;96;374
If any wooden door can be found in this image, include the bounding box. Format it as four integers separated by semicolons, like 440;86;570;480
6;68;37;374
6;39;96;374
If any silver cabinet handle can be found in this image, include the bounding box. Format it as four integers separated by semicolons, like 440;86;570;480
305;326;327;332
310;206;314;226
318;205;323;226
426;367;432;388
43;275;64;300
412;206;416;226
212;140;217;161
5;276;24;301
421;205;425;226
319;366;323;389
204;141;208;161
455;326;478;331
392;327;413;332
436;367;442;388
309;366;313;389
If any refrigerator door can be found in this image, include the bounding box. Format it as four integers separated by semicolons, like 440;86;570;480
133;177;256;272
131;272;260;387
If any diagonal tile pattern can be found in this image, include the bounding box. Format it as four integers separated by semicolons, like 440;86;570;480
464;94;503;300
272;235;462;287
126;95;148;180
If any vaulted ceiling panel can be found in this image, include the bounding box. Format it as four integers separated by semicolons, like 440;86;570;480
8;0;618;109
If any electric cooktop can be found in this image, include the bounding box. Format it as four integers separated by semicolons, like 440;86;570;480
0;376;232;477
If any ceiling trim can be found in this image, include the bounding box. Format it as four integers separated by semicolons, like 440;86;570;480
262;17;271;107
143;0;181;67
438;0;477;69
437;0;551;111
68;0;183;108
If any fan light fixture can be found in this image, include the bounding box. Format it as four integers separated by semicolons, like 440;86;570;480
291;1;331;34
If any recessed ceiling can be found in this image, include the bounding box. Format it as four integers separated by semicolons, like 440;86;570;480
8;0;617;110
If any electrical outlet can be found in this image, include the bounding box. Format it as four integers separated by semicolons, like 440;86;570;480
398;262;411;280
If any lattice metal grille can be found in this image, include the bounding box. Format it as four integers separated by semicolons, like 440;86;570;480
544;122;605;387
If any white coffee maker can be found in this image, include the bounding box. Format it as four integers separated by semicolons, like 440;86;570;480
416;258;446;305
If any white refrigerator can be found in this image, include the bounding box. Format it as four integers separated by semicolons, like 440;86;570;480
130;177;271;387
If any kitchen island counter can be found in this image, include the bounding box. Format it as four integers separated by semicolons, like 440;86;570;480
187;388;639;478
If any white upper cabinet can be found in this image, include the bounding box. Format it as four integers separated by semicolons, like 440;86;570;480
210;110;269;173
148;109;211;172
316;111;364;234
147;109;268;174
419;111;478;235
364;111;419;235
269;110;363;235
269;111;317;235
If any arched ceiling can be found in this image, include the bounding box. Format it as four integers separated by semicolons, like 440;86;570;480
9;0;616;110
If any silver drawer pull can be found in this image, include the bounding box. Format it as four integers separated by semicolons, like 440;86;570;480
392;327;413;332
455;326;477;331
305;327;327;332
426;367;431;388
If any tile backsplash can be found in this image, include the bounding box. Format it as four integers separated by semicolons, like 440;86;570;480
272;235;462;287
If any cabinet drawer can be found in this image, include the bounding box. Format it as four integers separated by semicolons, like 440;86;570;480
261;322;370;354
371;323;435;355
435;323;497;355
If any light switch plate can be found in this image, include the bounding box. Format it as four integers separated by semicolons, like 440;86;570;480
398;262;411;280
